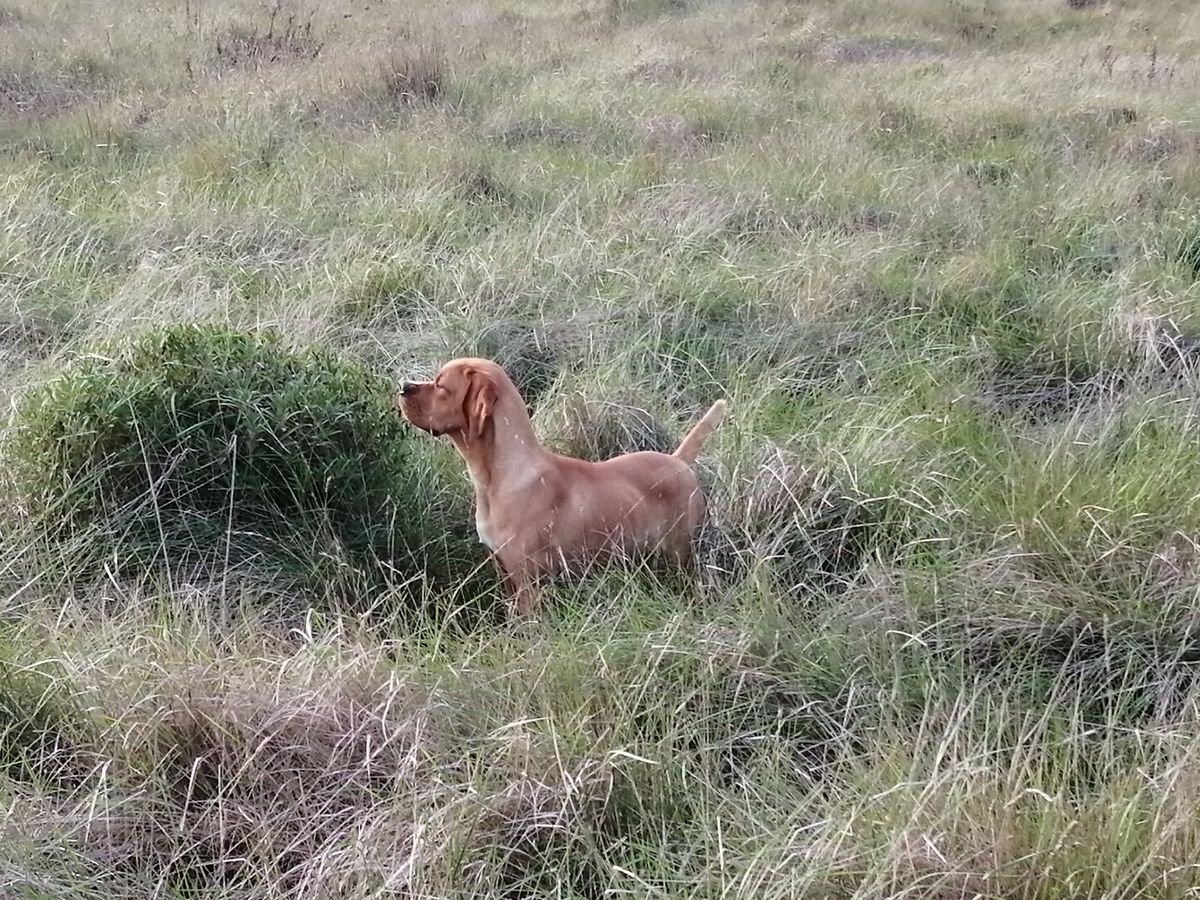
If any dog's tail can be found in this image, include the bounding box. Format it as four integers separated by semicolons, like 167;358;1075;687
673;399;728;465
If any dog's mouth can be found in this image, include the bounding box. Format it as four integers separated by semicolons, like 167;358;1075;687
404;418;444;437
397;397;449;438
397;401;428;432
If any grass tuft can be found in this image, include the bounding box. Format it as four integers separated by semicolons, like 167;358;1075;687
212;7;323;71
378;42;451;107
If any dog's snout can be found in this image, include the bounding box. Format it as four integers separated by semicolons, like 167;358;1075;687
399;381;416;397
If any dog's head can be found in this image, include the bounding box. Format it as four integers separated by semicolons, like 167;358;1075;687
397;357;501;441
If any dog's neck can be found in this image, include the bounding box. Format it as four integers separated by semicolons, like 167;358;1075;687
450;395;548;497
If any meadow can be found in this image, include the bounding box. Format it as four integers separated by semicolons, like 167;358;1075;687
3;0;1200;896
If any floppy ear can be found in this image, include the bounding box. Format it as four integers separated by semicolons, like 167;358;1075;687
464;368;497;441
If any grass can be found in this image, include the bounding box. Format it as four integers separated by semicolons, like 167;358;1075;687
2;0;1200;895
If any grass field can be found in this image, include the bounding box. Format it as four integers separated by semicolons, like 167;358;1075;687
3;0;1200;896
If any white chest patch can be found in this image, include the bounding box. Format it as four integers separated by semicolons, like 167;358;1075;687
476;510;499;551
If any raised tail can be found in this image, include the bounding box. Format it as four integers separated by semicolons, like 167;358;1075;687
673;399;728;465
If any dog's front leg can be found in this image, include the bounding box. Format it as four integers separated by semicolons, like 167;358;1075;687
500;566;542;617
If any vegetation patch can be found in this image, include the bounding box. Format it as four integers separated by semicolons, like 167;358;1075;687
0;652;94;786
336;261;438;325
496;116;589;149
705;446;885;594
543;392;674;460
452;161;516;207
0;296;75;359
980;356;1123;425
1172;222;1200;281
377;43;452;107
825;37;944;65
5;324;482;601
637;113;730;154
472;320;559;410
0;69;92;118
638;184;898;244
144;673;433;888
603;0;698;24
462;764;612;897
1112;121;1199;164
212;8;323;71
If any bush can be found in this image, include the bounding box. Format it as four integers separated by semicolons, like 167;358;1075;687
7;324;484;600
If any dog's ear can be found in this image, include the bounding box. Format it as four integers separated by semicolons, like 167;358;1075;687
464;367;497;442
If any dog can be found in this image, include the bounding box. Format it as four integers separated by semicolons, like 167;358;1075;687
397;357;727;615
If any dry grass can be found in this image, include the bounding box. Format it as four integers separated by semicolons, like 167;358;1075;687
212;14;324;71
377;42;451;107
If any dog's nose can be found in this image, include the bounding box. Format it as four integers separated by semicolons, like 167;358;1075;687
399;381;416;397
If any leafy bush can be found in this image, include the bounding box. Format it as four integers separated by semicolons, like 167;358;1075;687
7;324;484;600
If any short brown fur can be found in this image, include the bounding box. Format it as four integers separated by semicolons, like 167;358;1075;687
397;358;727;614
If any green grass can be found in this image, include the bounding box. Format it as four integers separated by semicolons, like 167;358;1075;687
3;0;1200;895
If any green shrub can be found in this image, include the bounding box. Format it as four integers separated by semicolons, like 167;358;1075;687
7;324;484;601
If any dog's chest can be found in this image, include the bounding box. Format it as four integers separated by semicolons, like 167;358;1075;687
475;508;499;551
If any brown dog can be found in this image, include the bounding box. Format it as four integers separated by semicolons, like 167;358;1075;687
397;357;726;614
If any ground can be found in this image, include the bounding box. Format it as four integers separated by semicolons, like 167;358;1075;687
3;0;1200;896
